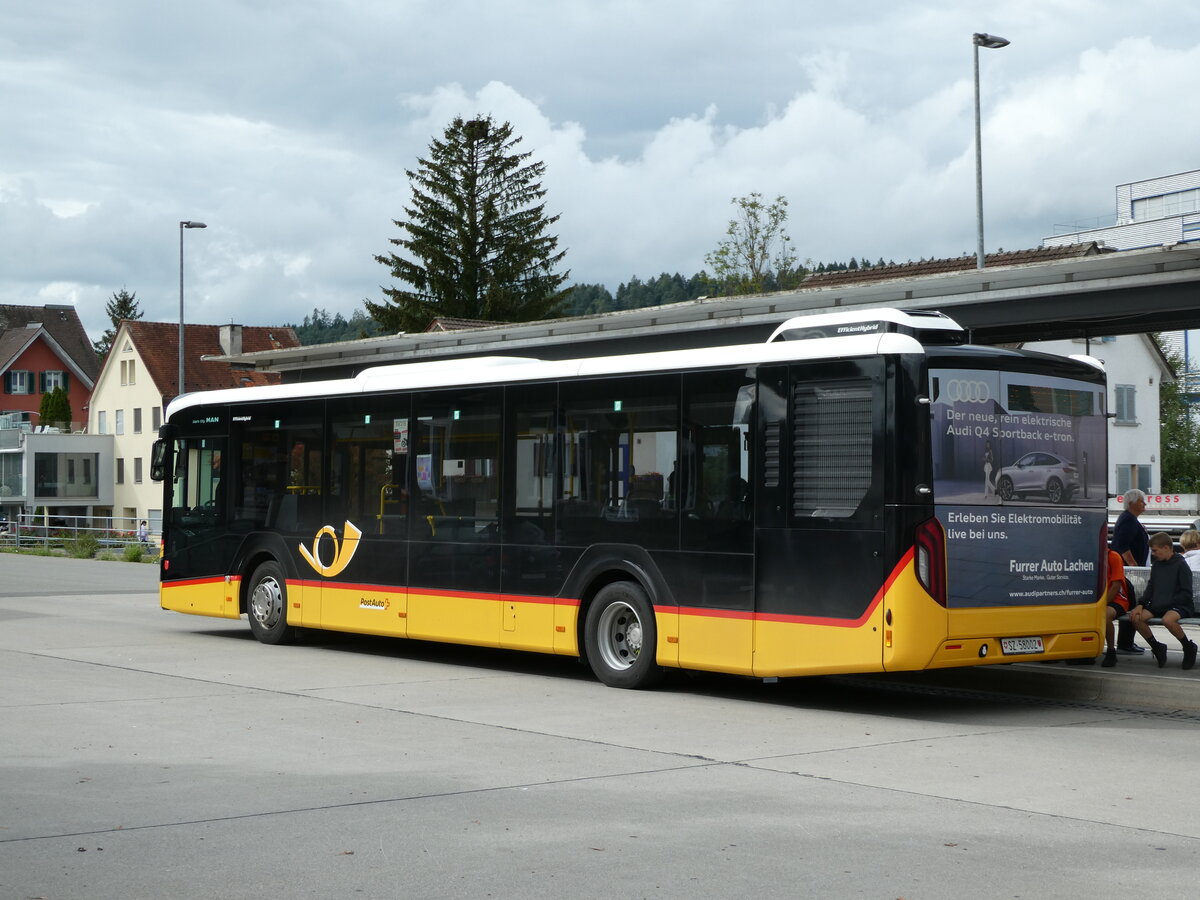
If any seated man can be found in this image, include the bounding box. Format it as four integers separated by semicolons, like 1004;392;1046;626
1129;532;1197;670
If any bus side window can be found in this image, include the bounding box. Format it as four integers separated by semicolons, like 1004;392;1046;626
329;400;408;536
681;371;755;553
558;376;679;549
171;438;225;525
505;384;557;547
414;388;501;542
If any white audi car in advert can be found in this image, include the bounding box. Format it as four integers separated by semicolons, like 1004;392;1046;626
996;451;1080;504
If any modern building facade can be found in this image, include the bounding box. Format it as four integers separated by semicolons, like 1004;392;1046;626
0;427;114;526
1043;169;1200;386
1044;169;1200;254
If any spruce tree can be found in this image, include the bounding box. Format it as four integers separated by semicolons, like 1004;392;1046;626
94;288;143;361
366;116;569;333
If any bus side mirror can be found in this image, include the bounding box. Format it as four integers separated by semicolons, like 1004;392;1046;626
150;439;168;482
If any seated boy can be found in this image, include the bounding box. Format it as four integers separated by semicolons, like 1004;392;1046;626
1128;531;1197;670
1100;549;1132;668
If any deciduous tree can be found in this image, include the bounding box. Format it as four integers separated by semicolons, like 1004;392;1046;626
1156;338;1200;492
704;193;801;296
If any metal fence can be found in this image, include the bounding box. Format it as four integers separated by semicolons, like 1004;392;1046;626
0;513;158;554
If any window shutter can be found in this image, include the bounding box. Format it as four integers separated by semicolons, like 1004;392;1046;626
39;371;47;393
3;372;10;393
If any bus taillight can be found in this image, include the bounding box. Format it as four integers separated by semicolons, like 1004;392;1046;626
915;517;947;607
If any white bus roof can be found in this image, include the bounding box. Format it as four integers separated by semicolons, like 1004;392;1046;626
167;325;930;420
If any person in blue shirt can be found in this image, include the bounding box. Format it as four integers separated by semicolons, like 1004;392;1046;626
1110;490;1149;653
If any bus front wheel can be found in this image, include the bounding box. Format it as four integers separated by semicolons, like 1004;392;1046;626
247;561;296;645
584;582;663;689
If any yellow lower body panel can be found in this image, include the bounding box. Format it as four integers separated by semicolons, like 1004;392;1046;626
161;577;241;620
318;583;408;638
676;609;753;675
753;606;887;677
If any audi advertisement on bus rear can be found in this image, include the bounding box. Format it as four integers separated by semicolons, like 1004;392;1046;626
928;367;1107;608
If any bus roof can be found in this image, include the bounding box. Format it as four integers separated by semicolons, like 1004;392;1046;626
167;328;928;420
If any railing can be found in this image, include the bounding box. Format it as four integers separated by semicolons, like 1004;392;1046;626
0;513;158;554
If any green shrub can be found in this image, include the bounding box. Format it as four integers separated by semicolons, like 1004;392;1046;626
98;552;116;561
123;543;145;562
64;534;100;559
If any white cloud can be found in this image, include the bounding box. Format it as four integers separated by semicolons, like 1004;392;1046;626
1;2;1198;341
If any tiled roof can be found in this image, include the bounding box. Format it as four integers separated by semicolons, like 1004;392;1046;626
801;243;1111;290
122;321;300;401
0;304;100;380
423;317;501;332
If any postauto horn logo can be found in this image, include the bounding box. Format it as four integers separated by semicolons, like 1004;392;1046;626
299;520;362;577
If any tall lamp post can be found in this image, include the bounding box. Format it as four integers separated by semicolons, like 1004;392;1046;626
973;32;1009;269
178;221;207;398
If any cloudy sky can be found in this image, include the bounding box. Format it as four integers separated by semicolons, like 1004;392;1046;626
3;1;1198;343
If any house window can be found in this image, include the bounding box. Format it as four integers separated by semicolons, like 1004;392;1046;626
134;457;143;483
115;409;125;435
1114;385;1136;425
97;411;107;434
41;371;69;392
1116;464;1151;494
4;370;34;394
120;360;137;385
116;458;125;485
152;407;161;431
133;408;142;434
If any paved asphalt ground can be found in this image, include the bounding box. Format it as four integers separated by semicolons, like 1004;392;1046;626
2;553;1198;899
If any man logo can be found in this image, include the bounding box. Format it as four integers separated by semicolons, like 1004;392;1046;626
299;520;362;577
946;379;990;403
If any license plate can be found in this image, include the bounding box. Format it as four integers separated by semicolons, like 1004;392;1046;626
1000;636;1044;655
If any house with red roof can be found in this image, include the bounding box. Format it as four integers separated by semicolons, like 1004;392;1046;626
0;304;100;429
88;321;299;532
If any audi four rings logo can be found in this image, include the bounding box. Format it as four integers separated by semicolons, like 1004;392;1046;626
946;379;990;403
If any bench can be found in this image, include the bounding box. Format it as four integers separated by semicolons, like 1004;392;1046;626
1118;566;1200;626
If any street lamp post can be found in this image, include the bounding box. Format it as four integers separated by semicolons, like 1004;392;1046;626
973;32;1009;270
178;221;207;398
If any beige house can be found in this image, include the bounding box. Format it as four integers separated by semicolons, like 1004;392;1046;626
88;320;299;533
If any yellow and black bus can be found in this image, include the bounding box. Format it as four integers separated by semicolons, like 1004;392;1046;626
154;308;1109;688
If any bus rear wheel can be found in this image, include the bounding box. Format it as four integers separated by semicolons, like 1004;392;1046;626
247;561;296;645
584;582;663;689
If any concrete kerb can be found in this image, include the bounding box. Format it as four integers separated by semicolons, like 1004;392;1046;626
878;624;1200;714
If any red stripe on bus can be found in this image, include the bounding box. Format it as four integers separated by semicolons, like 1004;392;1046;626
163;576;229;589
308;582;577;608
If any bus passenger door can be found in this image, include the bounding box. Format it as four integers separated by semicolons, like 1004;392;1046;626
675;371;756;674
322;400;410;637
407;389;502;646
752;362;889;676
162;433;238;618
